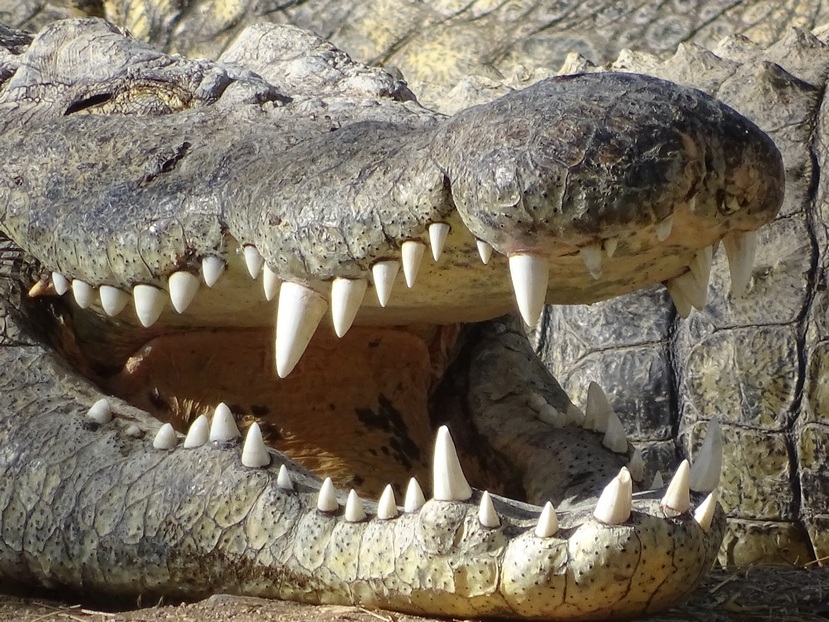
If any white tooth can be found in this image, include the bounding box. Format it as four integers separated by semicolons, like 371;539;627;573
584;382;612;433
209;402;241;442
478;491;500;528
723;230;757;296
476;240;493;264
277;464;294;490
694;489;718;533
538;404;565;427
509;253;549;326
372;261;399;307
153;423;178;450
402;241;426;287
655;214;673;241
168;271;199;314
628;448;645;482
99;285;130;317
241;422;270;468
133;284;165;327
432;425;472;501
602;410;628;453
593;467;632;524
429;223;450;261
263;265;281;302
661;459;691;513
690;418;723;493
317;477;338;512
244;245;264;279
184;414;209;448
535;501;559;537
275;282;328;378
344;490;367;522
672;270;707;311
651;471;664;489
566;403;585;426
527;392;547;412
201;256;225;287
603;237;619;258
377;484;399;520
86;398;112;424
72;279;94;309
404;477;426;512
579;244;602;279
726;195;741;212
125;425;142;438
687;196;697;212
665;279;692;319
690;245;714;286
52;272;70;295
330;278;367;338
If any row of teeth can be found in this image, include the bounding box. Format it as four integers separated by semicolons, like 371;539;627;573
46;220;757;377
85;396;722;535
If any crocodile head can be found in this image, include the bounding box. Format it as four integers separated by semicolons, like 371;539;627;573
0;19;783;620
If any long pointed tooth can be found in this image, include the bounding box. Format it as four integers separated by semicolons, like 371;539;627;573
72;279;94;309
277;464;294;490
87;398;112;424
672;270;708;311
651;471;664;489
603;237;619;258
690;418;723;493
52;272;70;295
429;223;450;261
476;240;493;264
241;422;270;468
263;265;281;301
209;402;241;442
168;271;199;314
244;245;264;279
401;241;426;288
579;244;602;279
183;414;209;448
665;279;692;319
655;214;673;241
201;256;225;287
404;477;425;512
594;467;632;524
694;489;718;533
628;448;645;482
133;284;166;327
723;230;757;296
509;253;549;326
330;278;367;338
690;245;714;286
661;459;691;513
372;261;399;307
432;425;472;501
345;490;367;522
602;410;628;453
275;282;328;378
584;381;612;433
153;423;178;450
317;477;338;512
478;491;500;528
99;285;130;317
377;484;399;519
535;501;559;537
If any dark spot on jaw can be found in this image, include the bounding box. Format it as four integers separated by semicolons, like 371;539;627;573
148;388;169;412
251;404;269;417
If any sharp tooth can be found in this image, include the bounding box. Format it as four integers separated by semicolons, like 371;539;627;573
694;489;718;533
655;214;673;241
509;253;549;326
52;272;70;295
244;245;264;279
723;230;757;296
99;285;130;317
432;425;472;501
168;271;200;314
593;467;632;524
584;382;612;433
628;448;645;482
527;392;547;412
535;501;559;537
344;490;367;522
478;491;500;528
277;464;293;490
538;404;565;427
690;245;714;286
241;422;270;468
372;260;399;307
579;244;602;279
690;418;723;493
183;414;209;448
209;402;241;442
602;410;628;453
429;223;450;261
71;279;94;309
133;284;166;327
401;241;426;287
661;459;691;513
726;195;741;212
651;471;664;489
566;403;585;426
275;282;328;378
201;256;225;287
603;237;619;258
665;279;692;319
672;270;707;311
153;423;178;450
86;399;112;424
476;240;493;264
263;265;281;301
688;196;697;212
330;278;367;338
404;477;425;512
377;484;399;519
317;477;338;512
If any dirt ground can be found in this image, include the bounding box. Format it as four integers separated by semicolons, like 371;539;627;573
1;565;828;622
